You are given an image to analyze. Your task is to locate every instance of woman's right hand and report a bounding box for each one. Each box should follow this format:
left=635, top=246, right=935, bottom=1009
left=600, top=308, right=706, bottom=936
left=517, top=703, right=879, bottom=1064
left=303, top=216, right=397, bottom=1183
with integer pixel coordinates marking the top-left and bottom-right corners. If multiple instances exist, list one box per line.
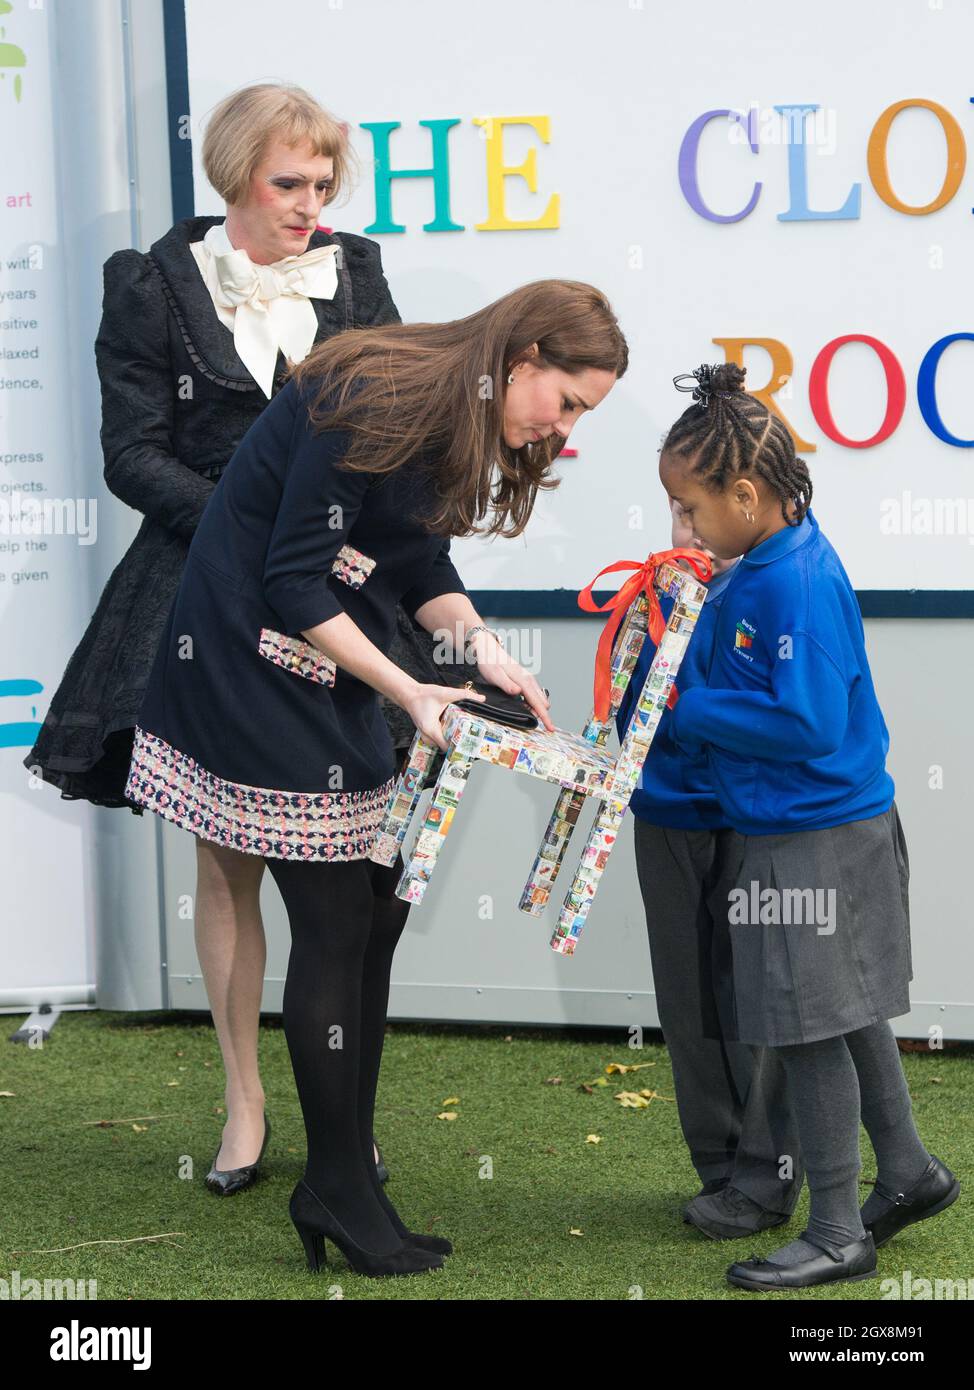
left=403, top=683, right=487, bottom=753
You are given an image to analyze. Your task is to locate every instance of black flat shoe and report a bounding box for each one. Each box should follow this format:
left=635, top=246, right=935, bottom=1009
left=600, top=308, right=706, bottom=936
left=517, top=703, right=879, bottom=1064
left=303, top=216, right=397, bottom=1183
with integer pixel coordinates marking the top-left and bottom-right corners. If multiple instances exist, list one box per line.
left=727, top=1230, right=877, bottom=1291
left=374, top=1135, right=389, bottom=1184
left=205, top=1112, right=270, bottom=1195
left=684, top=1184, right=791, bottom=1239
left=290, top=1180, right=443, bottom=1278
left=863, top=1154, right=960, bottom=1249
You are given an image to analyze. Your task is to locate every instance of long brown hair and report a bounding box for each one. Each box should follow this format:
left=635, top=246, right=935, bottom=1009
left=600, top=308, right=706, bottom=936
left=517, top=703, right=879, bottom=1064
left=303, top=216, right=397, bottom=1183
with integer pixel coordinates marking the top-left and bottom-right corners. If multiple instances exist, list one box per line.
left=288, top=279, right=628, bottom=538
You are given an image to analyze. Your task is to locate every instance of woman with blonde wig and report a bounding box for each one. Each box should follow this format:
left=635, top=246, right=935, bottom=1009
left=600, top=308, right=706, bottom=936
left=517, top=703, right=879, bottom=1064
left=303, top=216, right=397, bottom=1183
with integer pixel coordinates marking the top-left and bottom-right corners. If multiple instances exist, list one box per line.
left=25, top=82, right=403, bottom=1193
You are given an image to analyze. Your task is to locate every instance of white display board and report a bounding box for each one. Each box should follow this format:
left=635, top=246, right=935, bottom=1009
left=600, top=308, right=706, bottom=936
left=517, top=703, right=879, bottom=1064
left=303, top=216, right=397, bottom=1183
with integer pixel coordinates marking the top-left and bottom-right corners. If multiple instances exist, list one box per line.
left=0, top=0, right=96, bottom=1008
left=181, top=0, right=974, bottom=602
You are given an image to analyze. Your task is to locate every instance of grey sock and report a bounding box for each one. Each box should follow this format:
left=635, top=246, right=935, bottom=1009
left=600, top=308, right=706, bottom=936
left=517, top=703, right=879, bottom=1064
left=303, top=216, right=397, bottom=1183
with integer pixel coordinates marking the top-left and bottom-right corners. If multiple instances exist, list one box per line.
left=845, top=1020, right=932, bottom=1223
left=760, top=1036, right=865, bottom=1268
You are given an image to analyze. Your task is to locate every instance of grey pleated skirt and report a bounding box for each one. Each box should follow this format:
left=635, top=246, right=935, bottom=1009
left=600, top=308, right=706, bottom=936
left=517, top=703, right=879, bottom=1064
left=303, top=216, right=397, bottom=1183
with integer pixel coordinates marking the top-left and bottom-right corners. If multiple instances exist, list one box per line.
left=704, top=803, right=913, bottom=1047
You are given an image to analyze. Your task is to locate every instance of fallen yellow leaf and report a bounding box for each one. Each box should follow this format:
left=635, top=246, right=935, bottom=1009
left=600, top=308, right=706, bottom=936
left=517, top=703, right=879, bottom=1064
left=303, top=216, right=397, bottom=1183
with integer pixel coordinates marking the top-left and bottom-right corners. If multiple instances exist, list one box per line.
left=442, top=1096, right=460, bottom=1106
left=436, top=1111, right=458, bottom=1121
left=605, top=1062, right=657, bottom=1075
left=132, top=1123, right=148, bottom=1132
left=585, top=1134, right=602, bottom=1144
left=615, top=1091, right=650, bottom=1108
left=568, top=1228, right=584, bottom=1237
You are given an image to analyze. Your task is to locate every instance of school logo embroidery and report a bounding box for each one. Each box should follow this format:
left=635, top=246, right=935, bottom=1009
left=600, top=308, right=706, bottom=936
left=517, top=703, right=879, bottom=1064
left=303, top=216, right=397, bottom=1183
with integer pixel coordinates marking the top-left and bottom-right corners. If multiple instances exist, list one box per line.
left=734, top=618, right=756, bottom=662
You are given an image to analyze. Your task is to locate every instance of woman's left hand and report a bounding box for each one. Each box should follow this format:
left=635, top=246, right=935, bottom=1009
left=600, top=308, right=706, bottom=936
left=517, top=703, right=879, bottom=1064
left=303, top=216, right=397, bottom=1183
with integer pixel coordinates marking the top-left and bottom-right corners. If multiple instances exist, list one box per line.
left=472, top=632, right=555, bottom=733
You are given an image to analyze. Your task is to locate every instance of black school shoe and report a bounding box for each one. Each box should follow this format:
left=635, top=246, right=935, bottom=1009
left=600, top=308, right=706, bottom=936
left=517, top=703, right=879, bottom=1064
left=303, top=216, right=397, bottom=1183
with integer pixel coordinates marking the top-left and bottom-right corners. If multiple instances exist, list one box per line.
left=696, top=1177, right=730, bottom=1198
left=863, top=1155, right=960, bottom=1249
left=727, top=1230, right=877, bottom=1291
left=684, top=1184, right=791, bottom=1239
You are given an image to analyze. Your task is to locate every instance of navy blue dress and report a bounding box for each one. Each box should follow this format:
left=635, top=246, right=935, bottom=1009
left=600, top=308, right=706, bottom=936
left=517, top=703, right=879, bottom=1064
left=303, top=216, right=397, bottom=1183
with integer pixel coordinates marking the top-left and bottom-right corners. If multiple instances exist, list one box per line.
left=125, top=376, right=466, bottom=860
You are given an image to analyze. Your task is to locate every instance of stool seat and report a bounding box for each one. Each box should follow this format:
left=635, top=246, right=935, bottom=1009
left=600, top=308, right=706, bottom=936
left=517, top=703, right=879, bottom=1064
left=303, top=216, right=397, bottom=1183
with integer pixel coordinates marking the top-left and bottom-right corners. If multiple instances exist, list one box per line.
left=439, top=703, right=619, bottom=796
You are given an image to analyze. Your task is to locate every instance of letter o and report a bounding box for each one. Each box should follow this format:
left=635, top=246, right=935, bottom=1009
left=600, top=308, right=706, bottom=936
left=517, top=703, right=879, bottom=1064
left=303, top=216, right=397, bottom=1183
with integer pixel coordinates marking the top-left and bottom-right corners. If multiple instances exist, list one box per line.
left=808, top=335, right=906, bottom=448
left=918, top=333, right=974, bottom=447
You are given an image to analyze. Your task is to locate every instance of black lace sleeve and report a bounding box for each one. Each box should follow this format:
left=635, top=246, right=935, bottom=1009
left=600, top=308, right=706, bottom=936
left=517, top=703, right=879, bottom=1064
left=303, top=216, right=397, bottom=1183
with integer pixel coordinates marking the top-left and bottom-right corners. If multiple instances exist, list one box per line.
left=95, top=250, right=215, bottom=539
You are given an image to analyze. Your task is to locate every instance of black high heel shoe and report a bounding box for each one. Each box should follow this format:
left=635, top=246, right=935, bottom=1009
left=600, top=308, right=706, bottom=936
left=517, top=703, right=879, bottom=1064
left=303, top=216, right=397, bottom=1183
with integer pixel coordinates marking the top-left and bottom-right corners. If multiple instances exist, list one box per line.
left=290, top=1179, right=443, bottom=1277
left=370, top=1138, right=451, bottom=1253
left=405, top=1231, right=453, bottom=1255
left=369, top=1136, right=450, bottom=1251
left=205, top=1112, right=270, bottom=1196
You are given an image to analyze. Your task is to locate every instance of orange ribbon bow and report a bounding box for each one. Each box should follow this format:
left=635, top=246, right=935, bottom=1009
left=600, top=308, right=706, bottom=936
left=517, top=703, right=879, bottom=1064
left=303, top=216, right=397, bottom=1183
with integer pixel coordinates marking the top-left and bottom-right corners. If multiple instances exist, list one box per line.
left=577, top=549, right=713, bottom=723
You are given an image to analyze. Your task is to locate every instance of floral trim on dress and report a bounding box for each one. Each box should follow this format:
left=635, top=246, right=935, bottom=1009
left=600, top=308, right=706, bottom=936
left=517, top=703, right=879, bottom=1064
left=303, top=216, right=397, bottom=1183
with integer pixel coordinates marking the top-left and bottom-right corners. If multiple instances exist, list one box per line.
left=125, top=726, right=395, bottom=861
left=258, top=628, right=336, bottom=685
left=257, top=544, right=376, bottom=684
left=333, top=543, right=376, bottom=589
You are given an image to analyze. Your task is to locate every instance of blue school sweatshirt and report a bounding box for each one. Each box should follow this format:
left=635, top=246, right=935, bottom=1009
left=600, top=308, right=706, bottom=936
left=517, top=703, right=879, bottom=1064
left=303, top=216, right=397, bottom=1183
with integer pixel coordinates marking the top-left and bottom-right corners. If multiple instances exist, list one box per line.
left=668, top=509, right=895, bottom=834
left=614, top=562, right=738, bottom=831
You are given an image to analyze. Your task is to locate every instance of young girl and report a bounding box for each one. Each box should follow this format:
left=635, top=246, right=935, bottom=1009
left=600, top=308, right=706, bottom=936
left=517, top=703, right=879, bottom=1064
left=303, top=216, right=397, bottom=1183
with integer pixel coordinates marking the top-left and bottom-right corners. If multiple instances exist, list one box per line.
left=617, top=501, right=806, bottom=1239
left=658, top=361, right=959, bottom=1292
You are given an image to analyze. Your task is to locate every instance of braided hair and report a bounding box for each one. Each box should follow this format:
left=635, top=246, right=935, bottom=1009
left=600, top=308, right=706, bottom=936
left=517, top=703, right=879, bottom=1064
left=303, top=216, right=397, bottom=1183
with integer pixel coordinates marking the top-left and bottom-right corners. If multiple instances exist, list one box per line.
left=663, top=363, right=812, bottom=525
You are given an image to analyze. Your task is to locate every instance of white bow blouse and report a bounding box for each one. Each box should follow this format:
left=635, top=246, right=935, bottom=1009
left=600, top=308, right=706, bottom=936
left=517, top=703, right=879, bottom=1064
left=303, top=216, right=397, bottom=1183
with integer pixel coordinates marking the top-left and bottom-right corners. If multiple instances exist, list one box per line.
left=188, top=220, right=339, bottom=399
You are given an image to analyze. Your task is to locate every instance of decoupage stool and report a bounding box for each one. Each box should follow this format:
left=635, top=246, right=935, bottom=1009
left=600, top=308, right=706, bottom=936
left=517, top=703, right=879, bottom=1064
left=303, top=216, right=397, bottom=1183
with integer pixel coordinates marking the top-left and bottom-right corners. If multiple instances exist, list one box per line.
left=369, top=549, right=711, bottom=955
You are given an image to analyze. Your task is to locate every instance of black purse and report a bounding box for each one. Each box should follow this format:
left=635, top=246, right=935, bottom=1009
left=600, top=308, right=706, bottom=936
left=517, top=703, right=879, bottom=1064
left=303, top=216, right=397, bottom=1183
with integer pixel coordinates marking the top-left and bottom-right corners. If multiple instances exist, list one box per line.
left=447, top=676, right=549, bottom=731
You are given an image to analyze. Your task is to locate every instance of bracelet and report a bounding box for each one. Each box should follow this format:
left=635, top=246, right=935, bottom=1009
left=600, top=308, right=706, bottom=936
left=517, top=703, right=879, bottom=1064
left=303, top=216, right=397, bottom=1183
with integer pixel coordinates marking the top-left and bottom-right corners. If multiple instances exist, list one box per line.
left=464, top=623, right=500, bottom=659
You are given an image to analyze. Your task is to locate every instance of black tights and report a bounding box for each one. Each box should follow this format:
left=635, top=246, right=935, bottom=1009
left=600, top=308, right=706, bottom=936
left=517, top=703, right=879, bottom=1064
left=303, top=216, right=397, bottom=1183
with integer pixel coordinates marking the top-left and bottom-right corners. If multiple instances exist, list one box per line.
left=264, top=850, right=411, bottom=1255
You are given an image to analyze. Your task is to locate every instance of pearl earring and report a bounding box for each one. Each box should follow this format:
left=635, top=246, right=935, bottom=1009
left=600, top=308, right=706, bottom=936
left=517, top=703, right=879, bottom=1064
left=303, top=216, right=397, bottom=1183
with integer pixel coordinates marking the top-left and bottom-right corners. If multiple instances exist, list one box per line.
left=507, top=372, right=515, bottom=384
left=745, top=511, right=754, bottom=523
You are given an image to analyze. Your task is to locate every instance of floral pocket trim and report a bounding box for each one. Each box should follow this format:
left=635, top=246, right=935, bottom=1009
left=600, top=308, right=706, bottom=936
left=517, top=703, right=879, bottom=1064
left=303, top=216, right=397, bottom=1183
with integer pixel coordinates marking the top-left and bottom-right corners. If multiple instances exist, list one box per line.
left=256, top=548, right=372, bottom=686
left=258, top=628, right=336, bottom=686
left=333, top=544, right=375, bottom=589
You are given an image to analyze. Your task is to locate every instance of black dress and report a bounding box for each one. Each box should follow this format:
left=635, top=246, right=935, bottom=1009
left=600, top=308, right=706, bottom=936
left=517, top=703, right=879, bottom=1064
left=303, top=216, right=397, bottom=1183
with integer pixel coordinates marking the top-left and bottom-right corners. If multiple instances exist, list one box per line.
left=22, top=214, right=402, bottom=808
left=124, top=376, right=467, bottom=861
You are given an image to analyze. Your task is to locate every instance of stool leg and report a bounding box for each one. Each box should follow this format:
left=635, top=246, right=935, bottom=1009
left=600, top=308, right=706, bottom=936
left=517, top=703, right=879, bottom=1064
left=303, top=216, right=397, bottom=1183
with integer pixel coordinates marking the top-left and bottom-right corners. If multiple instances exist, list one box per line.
left=397, top=746, right=476, bottom=903
left=550, top=797, right=628, bottom=955
left=368, top=730, right=438, bottom=867
left=519, top=786, right=589, bottom=916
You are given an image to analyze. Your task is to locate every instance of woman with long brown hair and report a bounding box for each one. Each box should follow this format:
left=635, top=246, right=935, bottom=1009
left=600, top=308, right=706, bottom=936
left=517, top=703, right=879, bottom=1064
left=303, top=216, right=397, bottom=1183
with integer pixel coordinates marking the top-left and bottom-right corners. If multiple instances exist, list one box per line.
left=125, top=279, right=628, bottom=1276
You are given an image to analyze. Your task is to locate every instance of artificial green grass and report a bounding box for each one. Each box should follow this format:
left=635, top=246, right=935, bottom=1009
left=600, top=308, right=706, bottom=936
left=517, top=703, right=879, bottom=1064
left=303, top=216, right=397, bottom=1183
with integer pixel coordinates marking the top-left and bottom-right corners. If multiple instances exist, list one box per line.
left=1, top=1011, right=969, bottom=1300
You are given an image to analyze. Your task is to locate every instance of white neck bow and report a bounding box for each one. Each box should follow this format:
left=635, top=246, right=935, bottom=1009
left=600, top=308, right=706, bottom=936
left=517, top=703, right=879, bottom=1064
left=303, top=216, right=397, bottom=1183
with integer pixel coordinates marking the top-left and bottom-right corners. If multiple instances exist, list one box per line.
left=191, top=221, right=339, bottom=399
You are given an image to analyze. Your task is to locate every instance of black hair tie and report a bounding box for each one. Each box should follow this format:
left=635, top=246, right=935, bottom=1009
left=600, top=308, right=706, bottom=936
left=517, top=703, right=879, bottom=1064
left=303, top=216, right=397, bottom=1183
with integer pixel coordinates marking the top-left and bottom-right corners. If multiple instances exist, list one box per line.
left=673, top=364, right=732, bottom=408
